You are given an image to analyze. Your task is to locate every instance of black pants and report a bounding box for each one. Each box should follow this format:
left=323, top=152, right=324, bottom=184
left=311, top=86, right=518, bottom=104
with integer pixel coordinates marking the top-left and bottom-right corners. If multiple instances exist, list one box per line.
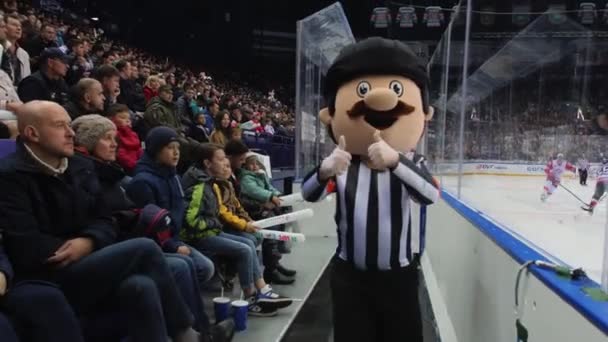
left=246, top=206, right=283, bottom=272
left=330, top=256, right=422, bottom=342
left=579, top=169, right=588, bottom=185
left=1, top=281, right=84, bottom=342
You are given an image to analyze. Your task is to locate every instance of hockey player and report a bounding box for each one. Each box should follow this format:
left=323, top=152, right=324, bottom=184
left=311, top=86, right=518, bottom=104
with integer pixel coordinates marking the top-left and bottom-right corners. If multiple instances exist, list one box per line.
left=541, top=153, right=576, bottom=202
left=582, top=158, right=608, bottom=214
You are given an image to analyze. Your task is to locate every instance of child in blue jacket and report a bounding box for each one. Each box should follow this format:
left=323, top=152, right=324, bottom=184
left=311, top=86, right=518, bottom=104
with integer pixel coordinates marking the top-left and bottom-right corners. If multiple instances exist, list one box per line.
left=126, top=127, right=214, bottom=285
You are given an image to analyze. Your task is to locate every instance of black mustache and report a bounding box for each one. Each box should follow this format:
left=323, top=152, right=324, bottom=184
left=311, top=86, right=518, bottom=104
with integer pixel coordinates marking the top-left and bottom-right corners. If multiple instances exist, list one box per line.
left=347, top=100, right=415, bottom=118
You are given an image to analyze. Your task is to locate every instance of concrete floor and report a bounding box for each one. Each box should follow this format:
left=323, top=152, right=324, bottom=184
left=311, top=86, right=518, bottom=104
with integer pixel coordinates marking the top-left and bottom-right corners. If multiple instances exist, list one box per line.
left=202, top=236, right=337, bottom=342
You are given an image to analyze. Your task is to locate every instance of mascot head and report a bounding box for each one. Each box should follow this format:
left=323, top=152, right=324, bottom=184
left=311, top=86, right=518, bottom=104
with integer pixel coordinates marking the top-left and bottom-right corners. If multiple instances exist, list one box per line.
left=320, top=37, right=434, bottom=156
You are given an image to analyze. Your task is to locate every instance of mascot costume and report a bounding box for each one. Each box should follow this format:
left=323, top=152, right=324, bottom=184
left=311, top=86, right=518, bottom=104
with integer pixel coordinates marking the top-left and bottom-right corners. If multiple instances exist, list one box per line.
left=302, top=37, right=439, bottom=342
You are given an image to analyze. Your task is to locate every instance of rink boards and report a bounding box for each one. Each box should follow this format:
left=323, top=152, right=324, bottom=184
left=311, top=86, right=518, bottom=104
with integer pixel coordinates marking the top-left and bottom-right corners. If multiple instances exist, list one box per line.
left=417, top=174, right=608, bottom=341
left=434, top=161, right=603, bottom=178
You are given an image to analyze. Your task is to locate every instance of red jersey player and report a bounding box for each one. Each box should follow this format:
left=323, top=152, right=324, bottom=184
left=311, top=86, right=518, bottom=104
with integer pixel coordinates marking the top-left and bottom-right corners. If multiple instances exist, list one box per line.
left=541, top=153, right=576, bottom=202
left=582, top=157, right=608, bottom=214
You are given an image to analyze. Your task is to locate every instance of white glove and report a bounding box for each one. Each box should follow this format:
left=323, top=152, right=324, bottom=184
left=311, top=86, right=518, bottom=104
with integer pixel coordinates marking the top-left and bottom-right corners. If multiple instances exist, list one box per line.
left=368, top=130, right=400, bottom=170
left=319, top=135, right=352, bottom=180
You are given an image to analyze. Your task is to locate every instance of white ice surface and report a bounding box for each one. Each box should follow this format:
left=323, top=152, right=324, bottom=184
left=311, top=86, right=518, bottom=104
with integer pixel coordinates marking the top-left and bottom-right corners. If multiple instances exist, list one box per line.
left=441, top=175, right=606, bottom=283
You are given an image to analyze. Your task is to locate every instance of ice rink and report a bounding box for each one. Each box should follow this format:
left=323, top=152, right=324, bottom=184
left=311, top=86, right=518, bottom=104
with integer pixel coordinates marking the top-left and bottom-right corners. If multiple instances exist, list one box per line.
left=441, top=175, right=606, bottom=283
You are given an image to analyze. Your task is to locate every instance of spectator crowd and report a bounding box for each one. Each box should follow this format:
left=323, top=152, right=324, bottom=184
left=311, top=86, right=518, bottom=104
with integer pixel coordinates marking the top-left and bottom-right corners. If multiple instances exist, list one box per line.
left=0, top=1, right=300, bottom=342
left=429, top=64, right=608, bottom=164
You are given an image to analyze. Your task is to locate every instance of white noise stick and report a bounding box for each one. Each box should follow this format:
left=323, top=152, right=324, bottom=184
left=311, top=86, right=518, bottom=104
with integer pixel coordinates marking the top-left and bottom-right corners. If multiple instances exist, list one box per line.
left=279, top=192, right=333, bottom=207
left=278, top=192, right=304, bottom=207
left=252, top=208, right=314, bottom=242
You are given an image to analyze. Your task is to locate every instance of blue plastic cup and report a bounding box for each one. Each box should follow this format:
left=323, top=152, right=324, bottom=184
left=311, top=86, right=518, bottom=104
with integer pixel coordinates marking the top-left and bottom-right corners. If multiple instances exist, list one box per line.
left=231, top=299, right=249, bottom=331
left=213, top=297, right=231, bottom=323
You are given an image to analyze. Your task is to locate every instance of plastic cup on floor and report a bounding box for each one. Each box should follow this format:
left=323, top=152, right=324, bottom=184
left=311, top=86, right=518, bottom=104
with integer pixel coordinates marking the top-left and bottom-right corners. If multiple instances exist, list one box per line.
left=213, top=297, right=231, bottom=323
left=231, top=299, right=249, bottom=331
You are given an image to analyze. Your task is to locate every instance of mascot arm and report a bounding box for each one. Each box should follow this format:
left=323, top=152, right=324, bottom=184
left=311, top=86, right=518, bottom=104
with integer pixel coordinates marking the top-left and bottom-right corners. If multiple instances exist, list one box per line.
left=301, top=166, right=332, bottom=202
left=391, top=154, right=439, bottom=205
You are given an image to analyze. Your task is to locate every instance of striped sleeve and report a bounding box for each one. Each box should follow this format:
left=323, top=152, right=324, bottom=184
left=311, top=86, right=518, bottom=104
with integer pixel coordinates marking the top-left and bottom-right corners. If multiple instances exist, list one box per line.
left=301, top=166, right=331, bottom=202
left=391, top=154, right=439, bottom=205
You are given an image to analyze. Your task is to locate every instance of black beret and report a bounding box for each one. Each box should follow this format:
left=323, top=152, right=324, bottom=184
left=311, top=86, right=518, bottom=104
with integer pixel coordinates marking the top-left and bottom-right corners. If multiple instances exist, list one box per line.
left=323, top=37, right=430, bottom=112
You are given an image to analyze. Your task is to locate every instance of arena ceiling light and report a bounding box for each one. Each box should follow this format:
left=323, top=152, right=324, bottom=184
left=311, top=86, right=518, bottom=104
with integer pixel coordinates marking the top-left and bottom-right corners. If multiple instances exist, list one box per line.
left=91, top=17, right=99, bottom=21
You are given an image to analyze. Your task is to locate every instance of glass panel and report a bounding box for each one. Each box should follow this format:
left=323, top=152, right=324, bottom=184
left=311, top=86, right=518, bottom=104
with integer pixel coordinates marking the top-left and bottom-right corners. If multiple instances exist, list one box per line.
left=294, top=3, right=355, bottom=179
left=427, top=3, right=468, bottom=195
left=428, top=1, right=608, bottom=289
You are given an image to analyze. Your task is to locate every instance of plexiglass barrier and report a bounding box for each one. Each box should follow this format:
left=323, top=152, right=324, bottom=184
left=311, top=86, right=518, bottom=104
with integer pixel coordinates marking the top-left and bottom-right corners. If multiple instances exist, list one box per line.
left=295, top=2, right=355, bottom=179
left=426, top=1, right=608, bottom=292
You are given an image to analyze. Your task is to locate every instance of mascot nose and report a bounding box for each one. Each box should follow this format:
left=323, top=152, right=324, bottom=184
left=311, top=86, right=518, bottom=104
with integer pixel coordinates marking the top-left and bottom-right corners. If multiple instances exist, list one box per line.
left=364, top=88, right=399, bottom=112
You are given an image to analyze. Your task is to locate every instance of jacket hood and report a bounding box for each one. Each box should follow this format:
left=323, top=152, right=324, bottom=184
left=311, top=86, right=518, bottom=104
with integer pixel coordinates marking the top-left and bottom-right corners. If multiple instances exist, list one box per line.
left=133, top=152, right=176, bottom=178
left=181, top=165, right=211, bottom=189
left=239, top=168, right=264, bottom=178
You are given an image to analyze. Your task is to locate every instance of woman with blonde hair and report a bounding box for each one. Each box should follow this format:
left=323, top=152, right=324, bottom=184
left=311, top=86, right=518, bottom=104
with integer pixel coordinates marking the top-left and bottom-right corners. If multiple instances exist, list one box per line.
left=143, top=75, right=162, bottom=103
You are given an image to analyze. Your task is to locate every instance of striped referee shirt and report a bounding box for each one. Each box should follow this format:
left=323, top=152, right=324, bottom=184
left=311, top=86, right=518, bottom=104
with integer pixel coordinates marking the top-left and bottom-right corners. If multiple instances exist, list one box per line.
left=302, top=153, right=439, bottom=271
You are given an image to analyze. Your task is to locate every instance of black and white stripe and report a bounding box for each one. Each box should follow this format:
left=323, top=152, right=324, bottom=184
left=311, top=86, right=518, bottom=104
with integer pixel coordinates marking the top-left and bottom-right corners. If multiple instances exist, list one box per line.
left=302, top=154, right=438, bottom=271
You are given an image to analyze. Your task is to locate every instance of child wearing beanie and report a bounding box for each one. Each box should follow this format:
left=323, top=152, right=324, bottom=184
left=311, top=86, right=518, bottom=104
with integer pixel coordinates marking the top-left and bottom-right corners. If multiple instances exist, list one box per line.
left=126, top=126, right=215, bottom=285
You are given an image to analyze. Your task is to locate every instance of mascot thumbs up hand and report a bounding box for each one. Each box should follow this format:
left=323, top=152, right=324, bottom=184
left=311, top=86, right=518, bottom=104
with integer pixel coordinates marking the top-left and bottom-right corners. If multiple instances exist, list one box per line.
left=320, top=135, right=352, bottom=180
left=368, top=130, right=399, bottom=170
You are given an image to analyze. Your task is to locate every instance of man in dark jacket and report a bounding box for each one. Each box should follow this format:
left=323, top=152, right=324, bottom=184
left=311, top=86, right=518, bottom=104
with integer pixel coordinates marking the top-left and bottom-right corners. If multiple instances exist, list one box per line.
left=93, top=64, right=120, bottom=112
left=144, top=85, right=182, bottom=132
left=143, top=86, right=202, bottom=173
left=23, top=24, right=58, bottom=69
left=176, top=85, right=196, bottom=129
left=17, top=48, right=69, bottom=105
left=0, top=101, right=213, bottom=342
left=116, top=59, right=145, bottom=112
left=63, top=78, right=105, bottom=119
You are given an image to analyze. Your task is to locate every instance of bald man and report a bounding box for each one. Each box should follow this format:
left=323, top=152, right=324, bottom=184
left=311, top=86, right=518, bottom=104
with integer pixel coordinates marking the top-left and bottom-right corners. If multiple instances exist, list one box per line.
left=64, top=78, right=106, bottom=119
left=0, top=101, right=210, bottom=342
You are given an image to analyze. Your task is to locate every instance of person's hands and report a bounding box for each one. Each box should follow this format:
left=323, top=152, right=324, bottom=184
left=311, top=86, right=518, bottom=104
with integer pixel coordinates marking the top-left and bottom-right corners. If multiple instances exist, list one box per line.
left=368, top=130, right=399, bottom=170
left=177, top=246, right=191, bottom=256
left=0, top=272, right=7, bottom=297
left=47, top=238, right=94, bottom=268
left=245, top=222, right=260, bottom=233
left=319, top=135, right=351, bottom=181
left=271, top=196, right=282, bottom=207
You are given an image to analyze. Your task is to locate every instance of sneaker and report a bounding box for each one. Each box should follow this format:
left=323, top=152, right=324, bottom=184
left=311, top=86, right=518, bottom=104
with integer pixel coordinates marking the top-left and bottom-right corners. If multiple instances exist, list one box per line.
left=540, top=192, right=548, bottom=202
left=257, top=285, right=293, bottom=308
left=581, top=205, right=594, bottom=215
left=247, top=297, right=278, bottom=317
